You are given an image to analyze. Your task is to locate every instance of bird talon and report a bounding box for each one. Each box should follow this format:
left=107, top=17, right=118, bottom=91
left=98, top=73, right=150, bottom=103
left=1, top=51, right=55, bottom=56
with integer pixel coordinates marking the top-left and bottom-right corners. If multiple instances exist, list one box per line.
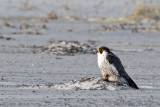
left=102, top=78, right=109, bottom=81
left=104, top=73, right=109, bottom=80
left=104, top=73, right=108, bottom=77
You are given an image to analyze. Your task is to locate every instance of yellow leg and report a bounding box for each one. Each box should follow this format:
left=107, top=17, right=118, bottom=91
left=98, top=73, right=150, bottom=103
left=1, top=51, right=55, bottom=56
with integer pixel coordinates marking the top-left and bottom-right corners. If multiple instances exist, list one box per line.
left=104, top=73, right=108, bottom=77
left=104, top=73, right=109, bottom=80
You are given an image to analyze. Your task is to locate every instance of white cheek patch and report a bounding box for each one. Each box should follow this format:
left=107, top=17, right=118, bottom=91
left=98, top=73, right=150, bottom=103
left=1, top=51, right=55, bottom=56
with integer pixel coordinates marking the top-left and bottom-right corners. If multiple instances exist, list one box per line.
left=97, top=53, right=104, bottom=67
left=102, top=51, right=108, bottom=57
left=97, top=51, right=108, bottom=67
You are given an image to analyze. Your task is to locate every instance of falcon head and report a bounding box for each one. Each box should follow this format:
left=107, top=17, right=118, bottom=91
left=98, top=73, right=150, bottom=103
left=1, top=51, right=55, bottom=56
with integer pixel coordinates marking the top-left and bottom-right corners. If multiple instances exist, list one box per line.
left=97, top=46, right=110, bottom=54
left=97, top=46, right=111, bottom=66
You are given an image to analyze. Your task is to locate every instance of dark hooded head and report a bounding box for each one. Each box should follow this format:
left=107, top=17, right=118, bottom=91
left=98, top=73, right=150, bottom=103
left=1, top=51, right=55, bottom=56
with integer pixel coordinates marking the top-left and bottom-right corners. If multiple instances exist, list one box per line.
left=97, top=46, right=110, bottom=54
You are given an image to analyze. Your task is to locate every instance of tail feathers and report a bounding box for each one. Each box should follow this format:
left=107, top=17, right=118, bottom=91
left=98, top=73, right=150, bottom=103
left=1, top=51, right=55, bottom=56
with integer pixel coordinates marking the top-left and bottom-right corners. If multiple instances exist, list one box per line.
left=126, top=77, right=139, bottom=89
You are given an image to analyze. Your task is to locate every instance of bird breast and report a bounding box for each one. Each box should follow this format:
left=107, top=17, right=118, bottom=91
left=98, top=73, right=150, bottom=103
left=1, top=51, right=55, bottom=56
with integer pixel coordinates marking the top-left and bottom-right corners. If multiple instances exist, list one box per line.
left=97, top=53, right=118, bottom=76
left=97, top=53, right=110, bottom=72
left=97, top=53, right=108, bottom=67
left=97, top=53, right=105, bottom=67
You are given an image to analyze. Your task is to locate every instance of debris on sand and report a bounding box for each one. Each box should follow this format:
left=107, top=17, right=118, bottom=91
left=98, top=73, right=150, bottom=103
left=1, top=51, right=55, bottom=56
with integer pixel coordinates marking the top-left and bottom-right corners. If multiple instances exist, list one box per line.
left=98, top=23, right=160, bottom=32
left=34, top=40, right=97, bottom=55
left=129, top=5, right=160, bottom=21
left=0, top=77, right=130, bottom=91
left=65, top=15, right=80, bottom=21
left=37, top=10, right=58, bottom=22
left=51, top=77, right=130, bottom=90
left=3, top=21, right=16, bottom=28
left=0, top=36, right=15, bottom=41
left=46, top=10, right=58, bottom=20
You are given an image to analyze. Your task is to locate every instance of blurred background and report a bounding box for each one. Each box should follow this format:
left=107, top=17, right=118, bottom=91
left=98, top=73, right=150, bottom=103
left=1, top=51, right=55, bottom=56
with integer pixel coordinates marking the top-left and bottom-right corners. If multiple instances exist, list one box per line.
left=1, top=0, right=160, bottom=19
left=1, top=0, right=160, bottom=53
left=0, top=0, right=160, bottom=33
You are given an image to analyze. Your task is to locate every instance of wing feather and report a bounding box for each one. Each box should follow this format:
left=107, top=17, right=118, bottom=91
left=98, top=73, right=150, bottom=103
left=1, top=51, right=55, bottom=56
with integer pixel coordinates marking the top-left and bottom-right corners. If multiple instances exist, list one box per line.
left=106, top=52, right=139, bottom=89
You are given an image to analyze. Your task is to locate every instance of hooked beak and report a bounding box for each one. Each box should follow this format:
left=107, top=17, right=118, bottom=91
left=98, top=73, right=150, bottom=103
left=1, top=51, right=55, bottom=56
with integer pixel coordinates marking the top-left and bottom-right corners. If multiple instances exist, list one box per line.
left=96, top=49, right=100, bottom=53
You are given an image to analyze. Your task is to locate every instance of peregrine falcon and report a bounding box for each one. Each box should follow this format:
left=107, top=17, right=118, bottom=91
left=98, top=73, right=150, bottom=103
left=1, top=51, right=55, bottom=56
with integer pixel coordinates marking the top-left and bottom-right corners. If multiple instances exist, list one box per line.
left=97, top=46, right=139, bottom=89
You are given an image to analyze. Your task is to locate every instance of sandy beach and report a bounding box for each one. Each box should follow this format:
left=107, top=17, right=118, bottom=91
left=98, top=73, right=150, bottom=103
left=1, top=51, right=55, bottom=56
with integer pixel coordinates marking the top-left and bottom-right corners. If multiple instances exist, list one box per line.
left=0, top=0, right=160, bottom=106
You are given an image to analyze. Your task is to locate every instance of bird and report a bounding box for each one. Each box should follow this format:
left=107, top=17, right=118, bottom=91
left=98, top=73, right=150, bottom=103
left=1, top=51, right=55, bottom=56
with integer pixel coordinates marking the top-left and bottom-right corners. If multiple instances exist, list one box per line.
left=97, top=46, right=139, bottom=89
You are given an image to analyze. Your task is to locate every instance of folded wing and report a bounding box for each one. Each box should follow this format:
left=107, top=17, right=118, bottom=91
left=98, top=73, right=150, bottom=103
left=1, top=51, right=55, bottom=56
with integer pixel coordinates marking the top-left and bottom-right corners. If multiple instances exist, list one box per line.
left=106, top=52, right=139, bottom=89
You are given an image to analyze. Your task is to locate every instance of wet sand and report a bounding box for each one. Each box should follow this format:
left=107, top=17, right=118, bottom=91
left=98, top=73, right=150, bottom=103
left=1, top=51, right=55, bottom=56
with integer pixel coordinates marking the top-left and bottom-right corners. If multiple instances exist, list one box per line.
left=1, top=21, right=160, bottom=106
left=1, top=0, right=160, bottom=107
